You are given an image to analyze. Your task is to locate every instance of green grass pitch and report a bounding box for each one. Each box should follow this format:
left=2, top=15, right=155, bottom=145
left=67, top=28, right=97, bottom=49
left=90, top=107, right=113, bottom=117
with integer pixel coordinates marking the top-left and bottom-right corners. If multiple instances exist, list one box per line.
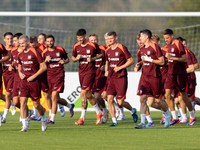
left=0, top=111, right=199, bottom=150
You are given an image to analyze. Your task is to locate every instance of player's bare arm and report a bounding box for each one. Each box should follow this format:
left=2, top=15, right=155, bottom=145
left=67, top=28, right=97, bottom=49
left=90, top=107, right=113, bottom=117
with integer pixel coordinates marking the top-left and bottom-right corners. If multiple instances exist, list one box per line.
left=87, top=51, right=104, bottom=62
left=165, top=53, right=187, bottom=63
left=134, top=61, right=143, bottom=72
left=27, top=62, right=47, bottom=82
left=194, top=63, right=199, bottom=69
left=114, top=57, right=134, bottom=72
left=104, top=60, right=109, bottom=77
left=0, top=53, right=10, bottom=63
left=8, top=62, right=14, bottom=71
left=18, top=64, right=26, bottom=80
left=59, top=56, right=70, bottom=64
left=72, top=55, right=82, bottom=62
left=187, top=64, right=195, bottom=73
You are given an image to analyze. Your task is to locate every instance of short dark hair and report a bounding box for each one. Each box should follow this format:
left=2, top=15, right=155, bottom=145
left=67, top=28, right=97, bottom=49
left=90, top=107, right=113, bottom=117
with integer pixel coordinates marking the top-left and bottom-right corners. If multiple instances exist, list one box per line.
left=183, top=38, right=187, bottom=43
left=13, top=33, right=23, bottom=39
left=175, top=36, right=183, bottom=43
left=140, top=29, right=152, bottom=39
left=46, top=34, right=55, bottom=41
left=163, top=29, right=173, bottom=35
left=107, top=31, right=117, bottom=37
left=76, top=29, right=86, bottom=36
left=39, top=33, right=46, bottom=40
left=30, top=36, right=37, bottom=43
left=4, top=32, right=13, bottom=37
left=89, top=33, right=98, bottom=38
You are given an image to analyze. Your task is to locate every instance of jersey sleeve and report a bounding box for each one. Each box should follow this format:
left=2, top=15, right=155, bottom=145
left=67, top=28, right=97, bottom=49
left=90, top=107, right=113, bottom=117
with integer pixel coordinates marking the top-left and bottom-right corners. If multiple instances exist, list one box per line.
left=123, top=45, right=132, bottom=59
left=35, top=50, right=44, bottom=63
left=178, top=41, right=186, bottom=56
left=156, top=45, right=164, bottom=58
left=186, top=52, right=193, bottom=66
left=18, top=53, right=22, bottom=65
left=0, top=44, right=8, bottom=56
left=72, top=45, right=77, bottom=57
left=62, top=48, right=68, bottom=60
left=137, top=49, right=141, bottom=63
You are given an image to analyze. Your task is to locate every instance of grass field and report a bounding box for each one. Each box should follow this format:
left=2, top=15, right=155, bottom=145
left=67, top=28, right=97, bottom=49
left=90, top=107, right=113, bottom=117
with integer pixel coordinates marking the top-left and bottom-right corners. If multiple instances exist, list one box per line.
left=0, top=111, right=199, bottom=150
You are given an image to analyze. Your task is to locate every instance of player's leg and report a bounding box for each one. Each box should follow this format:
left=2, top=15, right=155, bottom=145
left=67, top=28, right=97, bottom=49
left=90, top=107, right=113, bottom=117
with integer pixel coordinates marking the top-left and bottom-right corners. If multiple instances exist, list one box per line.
left=32, top=100, right=47, bottom=131
left=145, top=105, right=154, bottom=127
left=86, top=90, right=102, bottom=125
left=2, top=92, right=12, bottom=123
left=43, top=91, right=52, bottom=120
left=75, top=89, right=88, bottom=125
left=49, top=91, right=59, bottom=124
left=177, top=96, right=187, bottom=123
left=107, top=95, right=118, bottom=127
left=19, top=97, right=28, bottom=132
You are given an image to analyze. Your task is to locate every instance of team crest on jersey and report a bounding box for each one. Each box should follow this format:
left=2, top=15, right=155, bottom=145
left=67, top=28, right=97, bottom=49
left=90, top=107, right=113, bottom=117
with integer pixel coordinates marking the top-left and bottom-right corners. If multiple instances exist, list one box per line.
left=171, top=48, right=174, bottom=52
left=28, top=55, right=31, bottom=59
left=115, top=52, right=119, bottom=56
left=86, top=49, right=90, bottom=54
left=147, top=51, right=150, bottom=55
left=56, top=53, right=60, bottom=57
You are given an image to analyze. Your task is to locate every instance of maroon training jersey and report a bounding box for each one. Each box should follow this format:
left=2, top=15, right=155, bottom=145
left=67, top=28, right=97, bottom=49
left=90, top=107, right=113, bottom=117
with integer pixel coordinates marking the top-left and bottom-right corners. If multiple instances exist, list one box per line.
left=42, top=46, right=68, bottom=78
left=137, top=42, right=163, bottom=77
left=106, top=43, right=131, bottom=78
left=160, top=46, right=168, bottom=77
left=165, top=40, right=186, bottom=75
left=18, top=47, right=44, bottom=78
left=2, top=46, right=15, bottom=74
left=72, top=41, right=101, bottom=75
left=95, top=45, right=106, bottom=79
left=186, top=49, right=197, bottom=81
left=0, top=44, right=8, bottom=71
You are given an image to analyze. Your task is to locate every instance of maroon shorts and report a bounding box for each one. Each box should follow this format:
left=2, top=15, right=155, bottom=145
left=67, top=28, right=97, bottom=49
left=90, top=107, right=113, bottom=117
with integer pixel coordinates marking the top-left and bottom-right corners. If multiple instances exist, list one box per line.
left=137, top=74, right=162, bottom=99
left=3, top=72, right=14, bottom=92
left=172, top=88, right=180, bottom=98
left=19, top=79, right=41, bottom=101
left=161, top=72, right=167, bottom=95
left=79, top=73, right=95, bottom=90
left=92, top=77, right=107, bottom=94
left=48, top=75, right=64, bottom=93
left=12, top=79, right=20, bottom=97
left=41, top=72, right=49, bottom=93
left=187, top=78, right=196, bottom=99
left=165, top=73, right=188, bottom=92
left=107, top=76, right=127, bottom=100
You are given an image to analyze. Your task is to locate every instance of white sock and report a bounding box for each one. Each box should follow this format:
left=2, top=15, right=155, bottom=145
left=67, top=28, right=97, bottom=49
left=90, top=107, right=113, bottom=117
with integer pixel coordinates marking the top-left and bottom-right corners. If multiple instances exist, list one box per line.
left=178, top=108, right=183, bottom=118
left=33, top=106, right=38, bottom=117
left=177, top=109, right=181, bottom=117
left=164, top=109, right=171, bottom=118
left=113, top=101, right=119, bottom=110
left=21, top=118, right=27, bottom=129
left=141, top=114, right=146, bottom=124
left=66, top=103, right=72, bottom=108
left=130, top=108, right=135, bottom=114
left=146, top=115, right=153, bottom=123
left=50, top=114, right=56, bottom=122
left=49, top=109, right=52, bottom=116
left=3, top=108, right=9, bottom=119
left=93, top=103, right=101, bottom=115
left=189, top=111, right=195, bottom=119
left=41, top=115, right=46, bottom=121
left=80, top=109, right=86, bottom=121
left=182, top=113, right=187, bottom=120
left=119, top=107, right=124, bottom=116
left=112, top=117, right=117, bottom=124
left=171, top=110, right=178, bottom=119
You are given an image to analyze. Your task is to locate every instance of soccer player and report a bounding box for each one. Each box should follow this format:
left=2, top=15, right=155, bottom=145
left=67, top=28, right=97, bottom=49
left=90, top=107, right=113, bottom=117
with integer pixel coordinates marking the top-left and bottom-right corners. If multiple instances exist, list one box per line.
left=102, top=32, right=122, bottom=120
left=105, top=31, right=138, bottom=127
left=89, top=33, right=109, bottom=123
left=2, top=32, right=16, bottom=123
left=134, top=29, right=171, bottom=129
left=38, top=33, right=47, bottom=47
left=163, top=29, right=196, bottom=126
left=72, top=29, right=103, bottom=125
left=29, top=36, right=52, bottom=121
left=18, top=35, right=47, bottom=132
left=42, top=34, right=74, bottom=124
